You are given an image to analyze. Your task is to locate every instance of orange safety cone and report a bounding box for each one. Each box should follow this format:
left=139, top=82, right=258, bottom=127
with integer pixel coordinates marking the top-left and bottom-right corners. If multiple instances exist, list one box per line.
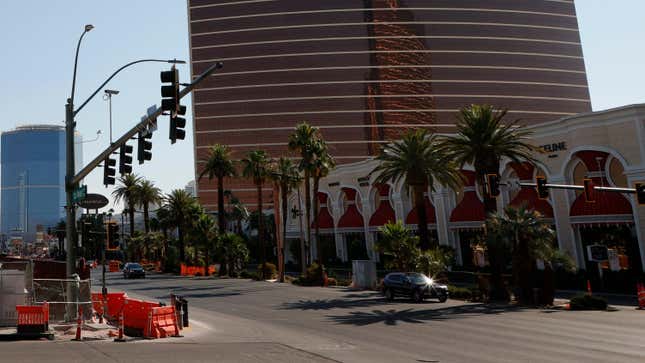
left=73, top=306, right=83, bottom=341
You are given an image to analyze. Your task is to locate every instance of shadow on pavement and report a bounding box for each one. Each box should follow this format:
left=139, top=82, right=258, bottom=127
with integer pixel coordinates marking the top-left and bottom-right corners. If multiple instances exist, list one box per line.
left=281, top=296, right=399, bottom=311
left=326, top=304, right=527, bottom=326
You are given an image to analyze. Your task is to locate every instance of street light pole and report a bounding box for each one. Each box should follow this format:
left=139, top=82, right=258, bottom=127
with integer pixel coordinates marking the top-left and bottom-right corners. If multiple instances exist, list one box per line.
left=103, top=89, right=120, bottom=144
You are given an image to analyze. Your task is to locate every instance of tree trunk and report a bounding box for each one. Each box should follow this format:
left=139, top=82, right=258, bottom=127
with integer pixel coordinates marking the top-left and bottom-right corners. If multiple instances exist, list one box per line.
left=217, top=176, right=226, bottom=233
left=304, top=170, right=312, bottom=266
left=178, top=224, right=185, bottom=262
left=280, top=183, right=288, bottom=283
left=143, top=203, right=150, bottom=234
left=204, top=245, right=210, bottom=276
left=414, top=184, right=431, bottom=250
left=257, top=180, right=266, bottom=279
left=129, top=202, right=135, bottom=237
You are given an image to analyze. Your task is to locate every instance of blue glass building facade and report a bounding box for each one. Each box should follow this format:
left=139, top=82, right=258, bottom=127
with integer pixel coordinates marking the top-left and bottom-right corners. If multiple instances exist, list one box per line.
left=1, top=125, right=68, bottom=242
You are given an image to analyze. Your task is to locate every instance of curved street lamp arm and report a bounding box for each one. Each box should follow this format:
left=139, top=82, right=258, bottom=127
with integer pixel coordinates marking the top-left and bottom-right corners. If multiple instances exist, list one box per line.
left=74, top=59, right=184, bottom=116
left=70, top=29, right=90, bottom=105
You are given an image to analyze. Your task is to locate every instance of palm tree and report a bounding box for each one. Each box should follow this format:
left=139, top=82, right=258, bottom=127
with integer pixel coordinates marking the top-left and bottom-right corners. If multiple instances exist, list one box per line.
left=375, top=221, right=420, bottom=272
left=486, top=206, right=559, bottom=304
left=229, top=196, right=250, bottom=234
left=441, top=104, right=538, bottom=300
left=154, top=205, right=173, bottom=267
left=165, top=189, right=198, bottom=262
left=270, top=157, right=302, bottom=282
left=241, top=150, right=271, bottom=278
left=441, top=105, right=538, bottom=214
left=135, top=179, right=162, bottom=234
left=372, top=129, right=462, bottom=250
left=288, top=122, right=320, bottom=265
left=190, top=212, right=218, bottom=276
left=311, top=141, right=335, bottom=265
left=199, top=144, right=237, bottom=233
left=113, top=174, right=142, bottom=237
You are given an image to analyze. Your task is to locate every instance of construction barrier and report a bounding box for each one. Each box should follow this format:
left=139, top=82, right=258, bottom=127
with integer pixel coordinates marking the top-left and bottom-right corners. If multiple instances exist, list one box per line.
left=123, top=298, right=161, bottom=337
left=16, top=302, right=49, bottom=334
left=637, top=282, right=645, bottom=309
left=109, top=260, right=121, bottom=273
left=148, top=306, right=180, bottom=338
left=180, top=264, right=216, bottom=276
left=104, top=292, right=128, bottom=319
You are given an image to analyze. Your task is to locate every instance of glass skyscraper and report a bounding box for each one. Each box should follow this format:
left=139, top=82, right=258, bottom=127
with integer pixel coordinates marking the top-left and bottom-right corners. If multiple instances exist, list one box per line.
left=1, top=125, right=82, bottom=242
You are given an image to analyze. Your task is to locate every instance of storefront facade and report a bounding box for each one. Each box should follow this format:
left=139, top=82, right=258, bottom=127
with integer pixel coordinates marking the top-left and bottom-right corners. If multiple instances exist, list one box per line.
left=284, top=104, right=645, bottom=275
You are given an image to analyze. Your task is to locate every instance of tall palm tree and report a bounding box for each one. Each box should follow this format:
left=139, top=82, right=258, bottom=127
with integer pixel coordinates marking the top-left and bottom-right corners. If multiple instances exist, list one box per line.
left=229, top=196, right=250, bottom=234
left=441, top=104, right=538, bottom=300
left=199, top=144, right=237, bottom=233
left=190, top=212, right=218, bottom=276
left=154, top=206, right=173, bottom=267
left=288, top=122, right=320, bottom=265
left=441, top=104, right=538, bottom=214
left=372, top=129, right=462, bottom=250
left=135, top=179, right=162, bottom=234
left=311, top=141, right=335, bottom=265
left=165, top=189, right=197, bottom=262
left=241, top=150, right=271, bottom=278
left=270, top=157, right=302, bottom=282
left=113, top=174, right=142, bottom=237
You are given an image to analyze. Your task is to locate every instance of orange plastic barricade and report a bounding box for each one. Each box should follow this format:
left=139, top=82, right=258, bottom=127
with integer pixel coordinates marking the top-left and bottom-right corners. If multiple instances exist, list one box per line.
left=16, top=303, right=49, bottom=334
left=180, top=264, right=217, bottom=276
left=109, top=260, right=121, bottom=272
left=638, top=283, right=645, bottom=309
left=91, top=292, right=105, bottom=316
left=148, top=306, right=180, bottom=338
left=102, top=292, right=127, bottom=318
left=123, top=298, right=161, bottom=337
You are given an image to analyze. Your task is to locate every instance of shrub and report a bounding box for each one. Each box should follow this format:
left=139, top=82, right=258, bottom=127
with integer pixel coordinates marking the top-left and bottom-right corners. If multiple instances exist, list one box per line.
left=239, top=270, right=254, bottom=279
left=448, top=285, right=472, bottom=300
left=569, top=294, right=607, bottom=310
left=295, top=263, right=325, bottom=286
left=257, top=262, right=277, bottom=280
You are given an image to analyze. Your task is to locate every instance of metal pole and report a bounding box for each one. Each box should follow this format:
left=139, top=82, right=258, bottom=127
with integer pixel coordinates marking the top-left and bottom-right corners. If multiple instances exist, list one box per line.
left=65, top=99, right=78, bottom=321
left=108, top=94, right=113, bottom=144
left=297, top=188, right=306, bottom=274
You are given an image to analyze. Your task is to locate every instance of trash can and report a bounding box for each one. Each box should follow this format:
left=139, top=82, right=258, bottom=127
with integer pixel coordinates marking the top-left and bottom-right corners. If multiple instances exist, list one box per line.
left=180, top=297, right=189, bottom=328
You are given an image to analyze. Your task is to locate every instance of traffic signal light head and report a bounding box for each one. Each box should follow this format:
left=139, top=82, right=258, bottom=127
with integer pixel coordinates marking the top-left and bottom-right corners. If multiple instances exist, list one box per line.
left=583, top=178, right=595, bottom=203
left=160, top=67, right=180, bottom=113
left=106, top=222, right=119, bottom=250
left=103, top=157, right=116, bottom=186
left=169, top=116, right=186, bottom=144
left=635, top=183, right=645, bottom=205
left=119, top=144, right=133, bottom=174
left=137, top=131, right=152, bottom=164
left=536, top=176, right=549, bottom=199
left=486, top=174, right=500, bottom=197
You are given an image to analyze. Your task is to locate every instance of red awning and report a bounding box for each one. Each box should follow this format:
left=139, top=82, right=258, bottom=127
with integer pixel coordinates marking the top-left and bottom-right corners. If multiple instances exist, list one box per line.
left=338, top=188, right=364, bottom=228
left=369, top=184, right=396, bottom=226
left=450, top=170, right=485, bottom=227
left=508, top=162, right=554, bottom=218
left=405, top=196, right=436, bottom=225
left=569, top=151, right=633, bottom=225
left=312, top=192, right=334, bottom=229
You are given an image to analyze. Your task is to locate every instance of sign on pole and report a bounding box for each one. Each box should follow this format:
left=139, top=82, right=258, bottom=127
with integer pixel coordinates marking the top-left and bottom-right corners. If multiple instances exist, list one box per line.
left=72, top=185, right=87, bottom=204
left=587, top=245, right=608, bottom=262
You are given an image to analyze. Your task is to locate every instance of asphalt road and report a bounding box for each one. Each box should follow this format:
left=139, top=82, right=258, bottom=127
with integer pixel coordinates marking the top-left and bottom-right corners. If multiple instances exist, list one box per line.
left=3, top=271, right=645, bottom=363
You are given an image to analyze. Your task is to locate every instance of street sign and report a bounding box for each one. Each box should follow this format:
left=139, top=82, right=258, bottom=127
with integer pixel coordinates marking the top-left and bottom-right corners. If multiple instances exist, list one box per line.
left=587, top=245, right=608, bottom=262
left=72, top=185, right=87, bottom=203
left=78, top=193, right=109, bottom=210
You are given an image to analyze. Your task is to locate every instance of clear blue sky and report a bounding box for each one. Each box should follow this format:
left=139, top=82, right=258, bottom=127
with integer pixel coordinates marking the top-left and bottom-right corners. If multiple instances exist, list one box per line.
left=0, top=1, right=643, bottom=211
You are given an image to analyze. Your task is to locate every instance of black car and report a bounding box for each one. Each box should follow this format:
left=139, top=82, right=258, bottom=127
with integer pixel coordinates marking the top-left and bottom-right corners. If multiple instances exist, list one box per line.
left=123, top=263, right=146, bottom=279
left=381, top=272, right=448, bottom=303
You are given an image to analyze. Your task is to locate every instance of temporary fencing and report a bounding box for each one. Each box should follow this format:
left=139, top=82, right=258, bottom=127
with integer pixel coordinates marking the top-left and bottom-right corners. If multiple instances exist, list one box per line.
left=122, top=298, right=161, bottom=337
left=16, top=302, right=49, bottom=334
left=180, top=264, right=217, bottom=276
left=32, top=278, right=92, bottom=322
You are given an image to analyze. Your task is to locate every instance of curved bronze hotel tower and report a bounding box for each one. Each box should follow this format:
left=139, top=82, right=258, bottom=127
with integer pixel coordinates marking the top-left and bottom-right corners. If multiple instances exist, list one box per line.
left=188, top=0, right=591, bottom=209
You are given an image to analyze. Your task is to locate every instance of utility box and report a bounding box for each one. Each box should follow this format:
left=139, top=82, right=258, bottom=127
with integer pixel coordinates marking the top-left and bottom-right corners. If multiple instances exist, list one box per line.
left=351, top=260, right=377, bottom=289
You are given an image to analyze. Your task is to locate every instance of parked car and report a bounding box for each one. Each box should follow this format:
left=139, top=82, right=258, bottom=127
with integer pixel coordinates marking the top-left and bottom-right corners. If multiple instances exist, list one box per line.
left=123, top=263, right=146, bottom=279
left=381, top=272, right=448, bottom=303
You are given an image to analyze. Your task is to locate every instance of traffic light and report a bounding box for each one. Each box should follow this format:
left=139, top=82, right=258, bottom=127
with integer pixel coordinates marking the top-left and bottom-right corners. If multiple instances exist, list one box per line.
left=160, top=67, right=179, bottom=113
left=137, top=131, right=152, bottom=164
left=106, top=222, right=119, bottom=250
left=583, top=178, right=595, bottom=203
left=103, top=156, right=116, bottom=186
left=119, top=143, right=133, bottom=175
left=169, top=106, right=186, bottom=144
left=635, top=183, right=645, bottom=205
left=536, top=176, right=549, bottom=199
left=486, top=174, right=500, bottom=197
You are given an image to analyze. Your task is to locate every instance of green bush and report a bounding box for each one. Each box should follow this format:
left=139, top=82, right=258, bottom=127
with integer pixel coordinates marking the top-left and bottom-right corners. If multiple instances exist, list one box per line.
left=569, top=294, right=607, bottom=310
left=256, top=262, right=277, bottom=280
left=239, top=270, right=254, bottom=279
left=448, top=285, right=472, bottom=300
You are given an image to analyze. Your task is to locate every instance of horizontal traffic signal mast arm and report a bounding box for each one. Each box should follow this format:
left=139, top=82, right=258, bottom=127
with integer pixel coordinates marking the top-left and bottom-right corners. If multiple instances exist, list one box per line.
left=519, top=182, right=639, bottom=194
left=72, top=62, right=223, bottom=185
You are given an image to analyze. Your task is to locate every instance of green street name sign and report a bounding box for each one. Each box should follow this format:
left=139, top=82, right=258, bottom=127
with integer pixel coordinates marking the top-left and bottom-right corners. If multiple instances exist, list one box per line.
left=73, top=185, right=87, bottom=204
